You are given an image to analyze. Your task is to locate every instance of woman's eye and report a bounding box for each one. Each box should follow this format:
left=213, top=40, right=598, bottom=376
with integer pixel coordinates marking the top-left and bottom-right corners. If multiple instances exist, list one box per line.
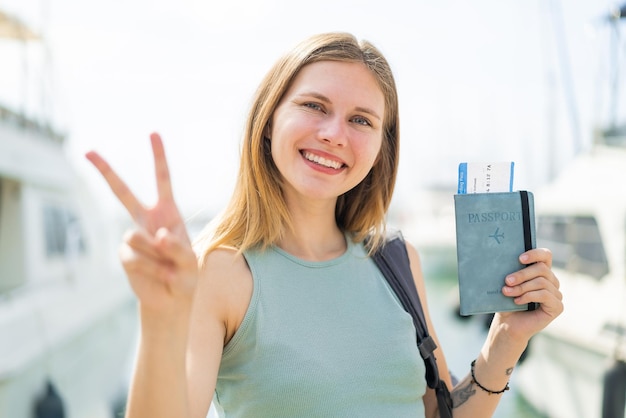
left=352, top=116, right=372, bottom=127
left=303, top=102, right=323, bottom=111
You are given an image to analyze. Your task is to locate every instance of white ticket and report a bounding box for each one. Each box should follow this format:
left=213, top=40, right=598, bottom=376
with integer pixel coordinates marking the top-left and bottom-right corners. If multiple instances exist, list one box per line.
left=457, top=162, right=514, bottom=194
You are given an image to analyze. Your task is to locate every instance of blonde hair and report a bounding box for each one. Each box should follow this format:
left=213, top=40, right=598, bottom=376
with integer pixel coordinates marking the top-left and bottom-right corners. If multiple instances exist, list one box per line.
left=195, top=32, right=400, bottom=261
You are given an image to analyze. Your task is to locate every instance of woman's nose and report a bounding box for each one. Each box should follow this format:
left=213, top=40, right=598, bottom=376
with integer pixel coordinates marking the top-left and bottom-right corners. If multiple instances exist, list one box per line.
left=318, top=116, right=347, bottom=147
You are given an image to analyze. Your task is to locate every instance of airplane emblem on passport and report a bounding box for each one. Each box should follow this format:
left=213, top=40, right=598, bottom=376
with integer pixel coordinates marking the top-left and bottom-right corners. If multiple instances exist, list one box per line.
left=489, top=227, right=504, bottom=244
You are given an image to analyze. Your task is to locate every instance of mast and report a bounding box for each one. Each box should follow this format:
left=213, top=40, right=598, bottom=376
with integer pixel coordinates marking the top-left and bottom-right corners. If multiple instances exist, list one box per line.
left=0, top=6, right=64, bottom=144
left=599, top=3, right=626, bottom=145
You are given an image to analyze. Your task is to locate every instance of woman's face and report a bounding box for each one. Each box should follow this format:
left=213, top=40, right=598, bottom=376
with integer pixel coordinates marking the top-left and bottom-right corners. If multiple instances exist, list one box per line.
left=269, top=60, right=385, bottom=207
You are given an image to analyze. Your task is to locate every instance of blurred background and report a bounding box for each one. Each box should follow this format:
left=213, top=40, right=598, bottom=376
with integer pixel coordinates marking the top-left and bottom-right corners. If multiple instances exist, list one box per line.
left=1, top=0, right=624, bottom=417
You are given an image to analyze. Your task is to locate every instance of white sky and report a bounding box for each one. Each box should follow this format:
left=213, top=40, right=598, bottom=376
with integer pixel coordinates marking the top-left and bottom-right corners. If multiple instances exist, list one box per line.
left=0, top=0, right=618, bottom=219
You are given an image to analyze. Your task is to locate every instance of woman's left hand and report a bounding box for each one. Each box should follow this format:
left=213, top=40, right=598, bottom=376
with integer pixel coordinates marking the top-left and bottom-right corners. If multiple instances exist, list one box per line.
left=496, top=247, right=564, bottom=341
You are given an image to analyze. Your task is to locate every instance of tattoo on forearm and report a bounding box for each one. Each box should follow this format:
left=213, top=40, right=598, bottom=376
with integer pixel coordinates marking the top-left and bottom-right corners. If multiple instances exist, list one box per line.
left=450, top=377, right=476, bottom=408
left=451, top=367, right=515, bottom=407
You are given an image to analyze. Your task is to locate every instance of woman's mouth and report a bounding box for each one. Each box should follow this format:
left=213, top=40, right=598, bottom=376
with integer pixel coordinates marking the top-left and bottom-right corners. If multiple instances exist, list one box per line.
left=301, top=151, right=345, bottom=170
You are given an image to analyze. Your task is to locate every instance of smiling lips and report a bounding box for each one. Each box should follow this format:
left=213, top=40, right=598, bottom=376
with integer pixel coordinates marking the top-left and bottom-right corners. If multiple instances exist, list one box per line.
left=301, top=151, right=345, bottom=170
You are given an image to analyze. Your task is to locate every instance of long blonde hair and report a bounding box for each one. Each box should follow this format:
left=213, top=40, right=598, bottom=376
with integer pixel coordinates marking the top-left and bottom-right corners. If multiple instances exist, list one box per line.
left=195, top=32, right=400, bottom=260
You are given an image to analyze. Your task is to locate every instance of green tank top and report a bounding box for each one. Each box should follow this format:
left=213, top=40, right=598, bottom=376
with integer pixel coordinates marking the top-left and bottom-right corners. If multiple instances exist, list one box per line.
left=214, top=238, right=427, bottom=417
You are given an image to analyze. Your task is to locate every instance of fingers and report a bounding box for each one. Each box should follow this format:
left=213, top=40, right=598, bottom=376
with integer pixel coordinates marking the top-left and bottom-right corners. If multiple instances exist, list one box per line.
left=123, top=228, right=163, bottom=260
left=519, top=247, right=552, bottom=269
left=85, top=150, right=145, bottom=224
left=503, top=247, right=558, bottom=289
left=123, top=227, right=196, bottom=273
left=503, top=248, right=563, bottom=315
left=506, top=284, right=564, bottom=319
left=120, top=241, right=175, bottom=284
left=154, top=227, right=196, bottom=266
left=150, top=133, right=174, bottom=202
left=85, top=132, right=175, bottom=223
left=503, top=274, right=562, bottom=304
left=510, top=262, right=560, bottom=291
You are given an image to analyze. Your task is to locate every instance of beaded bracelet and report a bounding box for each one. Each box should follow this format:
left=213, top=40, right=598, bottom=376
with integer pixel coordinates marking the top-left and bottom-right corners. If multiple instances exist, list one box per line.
left=470, top=359, right=510, bottom=395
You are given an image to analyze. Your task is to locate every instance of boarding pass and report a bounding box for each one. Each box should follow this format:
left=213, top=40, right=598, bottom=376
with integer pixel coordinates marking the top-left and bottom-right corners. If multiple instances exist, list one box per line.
left=457, top=162, right=515, bottom=194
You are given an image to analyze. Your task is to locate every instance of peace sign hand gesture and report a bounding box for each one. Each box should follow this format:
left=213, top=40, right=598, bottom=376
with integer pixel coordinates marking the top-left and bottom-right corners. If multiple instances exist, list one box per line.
left=86, top=133, right=199, bottom=318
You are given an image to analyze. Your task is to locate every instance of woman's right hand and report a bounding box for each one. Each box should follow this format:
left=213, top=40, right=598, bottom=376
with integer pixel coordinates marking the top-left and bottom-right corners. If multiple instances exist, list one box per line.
left=86, top=133, right=199, bottom=318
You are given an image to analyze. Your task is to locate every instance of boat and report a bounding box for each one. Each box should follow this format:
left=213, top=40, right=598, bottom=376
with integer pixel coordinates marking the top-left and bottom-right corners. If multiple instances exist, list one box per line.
left=515, top=5, right=626, bottom=417
left=515, top=134, right=626, bottom=418
left=0, top=8, right=136, bottom=418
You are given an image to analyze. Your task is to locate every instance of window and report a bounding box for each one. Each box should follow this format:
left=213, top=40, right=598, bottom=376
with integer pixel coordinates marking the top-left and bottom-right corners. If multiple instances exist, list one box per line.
left=537, top=215, right=609, bottom=280
left=43, top=205, right=86, bottom=257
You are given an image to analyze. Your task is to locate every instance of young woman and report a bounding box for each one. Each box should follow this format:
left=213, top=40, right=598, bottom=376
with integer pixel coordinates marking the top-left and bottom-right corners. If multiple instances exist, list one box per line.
left=86, top=32, right=563, bottom=418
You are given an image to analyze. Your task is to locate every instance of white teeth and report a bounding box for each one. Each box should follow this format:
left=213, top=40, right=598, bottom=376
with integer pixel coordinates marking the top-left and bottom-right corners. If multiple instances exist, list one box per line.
left=302, top=151, right=343, bottom=169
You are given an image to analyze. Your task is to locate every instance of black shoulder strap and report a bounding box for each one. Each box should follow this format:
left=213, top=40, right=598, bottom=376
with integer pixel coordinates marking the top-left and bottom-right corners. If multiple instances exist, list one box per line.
left=370, top=234, right=439, bottom=385
left=370, top=233, right=453, bottom=417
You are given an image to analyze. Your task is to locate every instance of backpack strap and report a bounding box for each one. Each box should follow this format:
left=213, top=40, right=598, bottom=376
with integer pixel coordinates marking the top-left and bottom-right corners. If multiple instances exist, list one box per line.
left=370, top=232, right=453, bottom=418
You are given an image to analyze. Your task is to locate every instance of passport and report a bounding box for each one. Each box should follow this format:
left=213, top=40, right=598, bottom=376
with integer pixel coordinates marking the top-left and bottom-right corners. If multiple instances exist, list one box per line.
left=454, top=191, right=537, bottom=315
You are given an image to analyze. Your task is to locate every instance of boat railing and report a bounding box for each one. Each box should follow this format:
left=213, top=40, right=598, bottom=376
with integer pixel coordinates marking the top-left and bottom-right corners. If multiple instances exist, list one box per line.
left=594, top=124, right=626, bottom=147
left=0, top=103, right=64, bottom=144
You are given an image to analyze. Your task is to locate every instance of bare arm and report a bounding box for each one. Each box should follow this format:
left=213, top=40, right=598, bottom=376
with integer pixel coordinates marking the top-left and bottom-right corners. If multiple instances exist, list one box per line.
left=186, top=246, right=253, bottom=417
left=86, top=133, right=216, bottom=418
left=405, top=242, right=563, bottom=418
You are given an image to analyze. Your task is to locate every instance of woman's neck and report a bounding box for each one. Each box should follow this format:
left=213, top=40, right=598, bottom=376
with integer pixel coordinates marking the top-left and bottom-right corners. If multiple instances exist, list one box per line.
left=277, top=228, right=347, bottom=261
left=278, top=198, right=346, bottom=261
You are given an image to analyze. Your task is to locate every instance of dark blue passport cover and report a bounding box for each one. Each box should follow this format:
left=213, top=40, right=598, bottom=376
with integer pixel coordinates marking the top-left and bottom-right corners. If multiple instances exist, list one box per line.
left=454, top=191, right=536, bottom=315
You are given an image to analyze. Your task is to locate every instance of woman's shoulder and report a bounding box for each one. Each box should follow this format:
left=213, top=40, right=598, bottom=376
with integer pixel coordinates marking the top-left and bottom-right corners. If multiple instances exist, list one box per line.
left=196, top=246, right=254, bottom=344
left=198, top=246, right=253, bottom=292
left=200, top=245, right=247, bottom=271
